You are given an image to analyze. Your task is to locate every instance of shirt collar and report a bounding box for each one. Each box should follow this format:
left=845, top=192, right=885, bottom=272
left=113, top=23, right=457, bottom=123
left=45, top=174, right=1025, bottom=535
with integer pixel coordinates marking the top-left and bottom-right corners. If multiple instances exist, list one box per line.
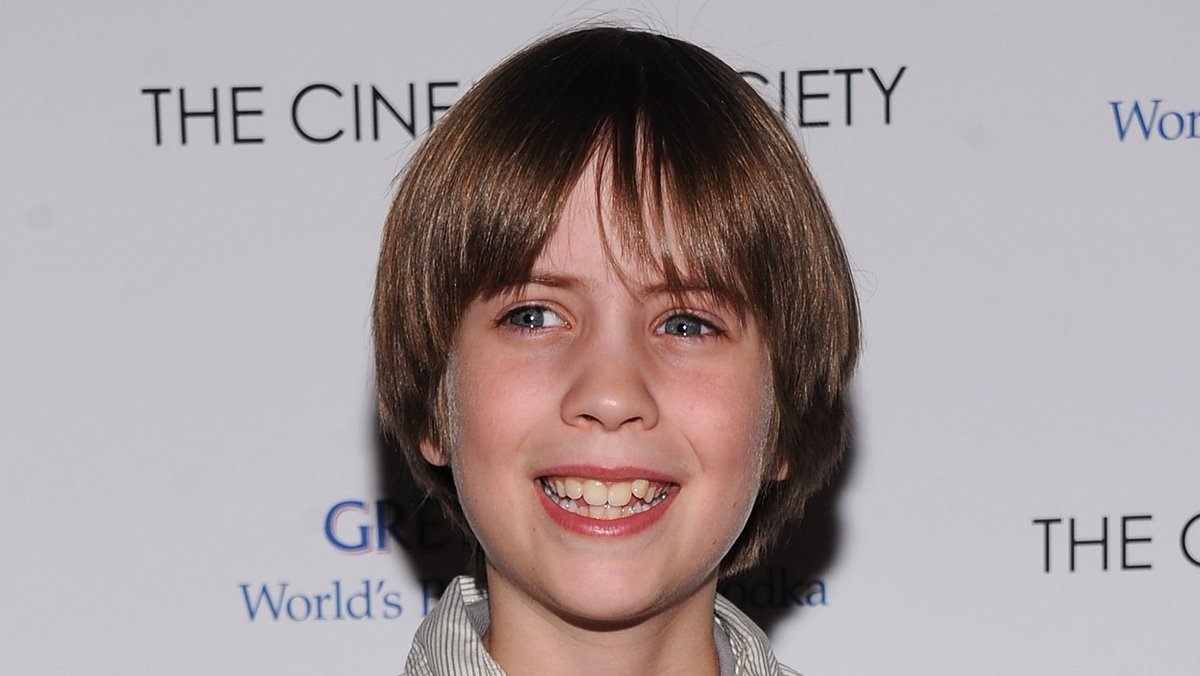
left=407, top=576, right=786, bottom=676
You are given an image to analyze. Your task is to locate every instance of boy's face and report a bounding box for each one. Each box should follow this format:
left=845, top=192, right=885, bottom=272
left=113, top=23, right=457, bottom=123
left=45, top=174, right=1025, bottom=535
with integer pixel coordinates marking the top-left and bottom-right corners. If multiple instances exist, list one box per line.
left=424, top=164, right=774, bottom=627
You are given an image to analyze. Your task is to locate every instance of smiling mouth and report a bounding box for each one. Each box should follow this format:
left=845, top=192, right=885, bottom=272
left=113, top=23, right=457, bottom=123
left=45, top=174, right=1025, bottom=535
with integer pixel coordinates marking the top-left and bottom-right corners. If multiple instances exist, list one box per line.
left=539, top=477, right=672, bottom=520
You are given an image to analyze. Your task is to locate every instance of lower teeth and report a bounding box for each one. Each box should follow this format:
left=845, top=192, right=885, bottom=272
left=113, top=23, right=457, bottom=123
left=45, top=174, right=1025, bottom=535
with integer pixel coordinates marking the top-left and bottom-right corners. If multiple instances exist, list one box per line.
left=542, top=481, right=667, bottom=520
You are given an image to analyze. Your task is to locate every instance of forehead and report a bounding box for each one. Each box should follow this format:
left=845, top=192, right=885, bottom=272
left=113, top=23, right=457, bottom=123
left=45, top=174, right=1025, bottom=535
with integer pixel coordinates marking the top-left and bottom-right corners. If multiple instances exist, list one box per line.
left=528, top=159, right=718, bottom=298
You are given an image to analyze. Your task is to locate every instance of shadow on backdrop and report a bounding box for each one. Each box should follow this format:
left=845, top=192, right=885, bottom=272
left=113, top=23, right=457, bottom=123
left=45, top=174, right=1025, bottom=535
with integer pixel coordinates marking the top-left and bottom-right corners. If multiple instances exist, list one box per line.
left=373, top=419, right=472, bottom=590
left=718, top=428, right=856, bottom=637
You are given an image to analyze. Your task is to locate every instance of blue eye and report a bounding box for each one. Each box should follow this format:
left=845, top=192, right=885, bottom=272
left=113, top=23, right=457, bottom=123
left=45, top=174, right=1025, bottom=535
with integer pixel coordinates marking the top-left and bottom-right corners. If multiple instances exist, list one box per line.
left=503, top=305, right=566, bottom=330
left=657, top=313, right=716, bottom=337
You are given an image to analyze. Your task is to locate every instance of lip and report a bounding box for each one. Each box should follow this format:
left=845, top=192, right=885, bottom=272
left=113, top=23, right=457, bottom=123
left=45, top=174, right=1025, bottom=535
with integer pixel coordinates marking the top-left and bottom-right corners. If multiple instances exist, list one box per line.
left=535, top=464, right=679, bottom=483
left=534, top=465, right=677, bottom=537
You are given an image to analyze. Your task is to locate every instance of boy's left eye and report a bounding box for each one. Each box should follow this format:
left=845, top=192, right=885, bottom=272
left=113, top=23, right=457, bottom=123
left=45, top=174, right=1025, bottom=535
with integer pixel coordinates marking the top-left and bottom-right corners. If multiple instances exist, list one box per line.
left=656, top=313, right=717, bottom=338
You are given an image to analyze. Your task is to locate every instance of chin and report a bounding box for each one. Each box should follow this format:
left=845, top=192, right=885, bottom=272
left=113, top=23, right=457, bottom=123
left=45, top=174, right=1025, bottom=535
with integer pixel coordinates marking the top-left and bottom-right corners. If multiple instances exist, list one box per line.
left=534, top=559, right=717, bottom=628
left=548, top=587, right=671, bottom=628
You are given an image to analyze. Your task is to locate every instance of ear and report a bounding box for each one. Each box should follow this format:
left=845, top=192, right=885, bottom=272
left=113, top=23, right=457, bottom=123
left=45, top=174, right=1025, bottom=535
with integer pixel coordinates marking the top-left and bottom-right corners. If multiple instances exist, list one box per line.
left=770, top=457, right=789, bottom=482
left=419, top=437, right=449, bottom=466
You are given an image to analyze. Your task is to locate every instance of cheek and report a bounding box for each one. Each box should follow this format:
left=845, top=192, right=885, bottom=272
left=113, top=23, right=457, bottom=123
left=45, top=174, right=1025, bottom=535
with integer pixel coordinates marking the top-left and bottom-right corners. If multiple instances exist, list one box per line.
left=679, top=367, right=774, bottom=559
left=442, top=350, right=557, bottom=558
left=451, top=354, right=552, bottom=445
left=442, top=345, right=560, bottom=492
left=737, top=348, right=777, bottom=479
left=662, top=360, right=775, bottom=528
left=693, top=359, right=774, bottom=466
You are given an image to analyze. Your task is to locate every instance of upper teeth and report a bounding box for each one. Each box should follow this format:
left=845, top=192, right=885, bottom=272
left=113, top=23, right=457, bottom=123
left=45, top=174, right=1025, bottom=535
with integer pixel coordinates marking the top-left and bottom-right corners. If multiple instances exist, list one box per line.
left=541, top=477, right=669, bottom=517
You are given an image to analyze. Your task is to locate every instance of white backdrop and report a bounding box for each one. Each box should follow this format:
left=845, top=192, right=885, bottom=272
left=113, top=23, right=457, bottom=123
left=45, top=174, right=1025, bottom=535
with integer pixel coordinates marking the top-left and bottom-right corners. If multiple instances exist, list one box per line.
left=3, top=2, right=1198, bottom=674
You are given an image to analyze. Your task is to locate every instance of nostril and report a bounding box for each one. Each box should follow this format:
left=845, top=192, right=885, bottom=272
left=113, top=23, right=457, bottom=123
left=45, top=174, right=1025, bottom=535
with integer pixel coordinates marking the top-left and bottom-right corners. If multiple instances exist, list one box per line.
left=560, top=363, right=660, bottom=430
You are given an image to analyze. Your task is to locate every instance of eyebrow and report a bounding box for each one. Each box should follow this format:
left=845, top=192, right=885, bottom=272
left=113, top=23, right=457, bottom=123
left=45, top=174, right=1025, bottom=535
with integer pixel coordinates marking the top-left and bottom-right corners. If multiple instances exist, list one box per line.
left=522, top=272, right=725, bottom=300
left=638, top=281, right=722, bottom=296
left=523, top=273, right=587, bottom=290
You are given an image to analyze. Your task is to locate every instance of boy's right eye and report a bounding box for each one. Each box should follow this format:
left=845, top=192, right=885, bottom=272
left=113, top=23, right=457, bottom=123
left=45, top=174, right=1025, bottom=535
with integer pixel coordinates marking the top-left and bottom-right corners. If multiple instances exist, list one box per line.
left=502, top=305, right=566, bottom=330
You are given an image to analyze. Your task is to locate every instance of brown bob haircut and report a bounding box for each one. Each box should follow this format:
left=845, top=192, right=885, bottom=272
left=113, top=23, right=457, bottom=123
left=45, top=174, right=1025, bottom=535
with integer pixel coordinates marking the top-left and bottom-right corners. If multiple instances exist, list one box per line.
left=374, top=26, right=858, bottom=576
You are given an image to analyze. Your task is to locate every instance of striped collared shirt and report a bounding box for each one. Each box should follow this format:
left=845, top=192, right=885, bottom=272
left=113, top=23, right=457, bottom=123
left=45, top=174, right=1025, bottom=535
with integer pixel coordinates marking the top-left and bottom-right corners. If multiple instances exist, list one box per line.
left=401, top=576, right=801, bottom=676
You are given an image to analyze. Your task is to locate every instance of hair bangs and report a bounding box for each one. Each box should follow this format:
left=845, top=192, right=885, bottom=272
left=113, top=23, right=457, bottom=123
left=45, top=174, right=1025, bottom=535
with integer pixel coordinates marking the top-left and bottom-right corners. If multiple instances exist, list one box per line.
left=436, top=27, right=771, bottom=313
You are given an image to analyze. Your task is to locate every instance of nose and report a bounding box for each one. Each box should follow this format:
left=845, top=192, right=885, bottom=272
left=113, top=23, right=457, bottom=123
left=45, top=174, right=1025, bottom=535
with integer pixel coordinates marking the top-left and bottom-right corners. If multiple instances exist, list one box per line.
left=560, top=344, right=659, bottom=431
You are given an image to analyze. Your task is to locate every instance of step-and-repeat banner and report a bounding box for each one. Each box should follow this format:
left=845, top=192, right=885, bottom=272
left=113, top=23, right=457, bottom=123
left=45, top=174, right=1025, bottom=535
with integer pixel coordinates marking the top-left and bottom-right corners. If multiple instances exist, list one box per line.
left=3, top=1, right=1197, bottom=674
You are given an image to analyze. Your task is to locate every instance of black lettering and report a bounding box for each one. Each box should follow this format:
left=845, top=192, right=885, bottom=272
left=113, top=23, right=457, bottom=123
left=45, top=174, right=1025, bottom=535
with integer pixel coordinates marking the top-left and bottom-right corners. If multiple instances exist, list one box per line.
left=179, top=87, right=220, bottom=145
left=1181, top=513, right=1200, bottom=567
left=738, top=71, right=781, bottom=118
left=352, top=84, right=362, bottom=141
left=779, top=70, right=787, bottom=122
left=230, top=86, right=264, bottom=144
left=797, top=70, right=830, bottom=128
left=738, top=70, right=768, bottom=86
left=427, top=80, right=458, bottom=128
left=141, top=87, right=171, bottom=145
left=832, top=68, right=863, bottom=125
left=1120, top=514, right=1153, bottom=570
left=869, top=66, right=906, bottom=124
left=292, top=83, right=344, bottom=143
left=371, top=83, right=415, bottom=140
left=1033, top=517, right=1062, bottom=573
left=1069, top=516, right=1108, bottom=572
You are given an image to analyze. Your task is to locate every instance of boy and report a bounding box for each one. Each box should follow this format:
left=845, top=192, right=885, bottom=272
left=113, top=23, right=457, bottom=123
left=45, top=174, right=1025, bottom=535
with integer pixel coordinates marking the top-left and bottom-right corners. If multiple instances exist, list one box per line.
left=374, top=26, right=858, bottom=676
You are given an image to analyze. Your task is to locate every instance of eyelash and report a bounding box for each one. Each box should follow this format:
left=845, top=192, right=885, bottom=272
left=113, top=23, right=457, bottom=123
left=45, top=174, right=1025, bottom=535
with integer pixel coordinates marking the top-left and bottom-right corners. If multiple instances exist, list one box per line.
left=656, top=311, right=724, bottom=339
left=498, top=305, right=566, bottom=331
left=497, top=305, right=724, bottom=339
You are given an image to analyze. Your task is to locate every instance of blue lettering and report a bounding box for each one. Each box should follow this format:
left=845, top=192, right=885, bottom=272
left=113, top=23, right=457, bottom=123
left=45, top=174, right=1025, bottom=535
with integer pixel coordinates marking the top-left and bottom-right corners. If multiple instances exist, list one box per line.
left=240, top=582, right=287, bottom=621
left=347, top=579, right=373, bottom=619
left=238, top=579, right=411, bottom=622
left=327, top=498, right=462, bottom=554
left=325, top=500, right=370, bottom=552
left=421, top=578, right=447, bottom=615
left=313, top=593, right=332, bottom=620
left=806, top=580, right=828, bottom=606
left=716, top=568, right=828, bottom=608
left=375, top=500, right=402, bottom=551
left=286, top=594, right=312, bottom=621
left=383, top=591, right=403, bottom=619
left=1158, top=111, right=1185, bottom=140
left=1110, top=99, right=1160, bottom=141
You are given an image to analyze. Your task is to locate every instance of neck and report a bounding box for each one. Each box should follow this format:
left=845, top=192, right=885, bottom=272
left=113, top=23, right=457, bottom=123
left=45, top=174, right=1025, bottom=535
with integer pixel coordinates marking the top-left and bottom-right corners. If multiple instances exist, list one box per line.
left=482, top=572, right=722, bottom=676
